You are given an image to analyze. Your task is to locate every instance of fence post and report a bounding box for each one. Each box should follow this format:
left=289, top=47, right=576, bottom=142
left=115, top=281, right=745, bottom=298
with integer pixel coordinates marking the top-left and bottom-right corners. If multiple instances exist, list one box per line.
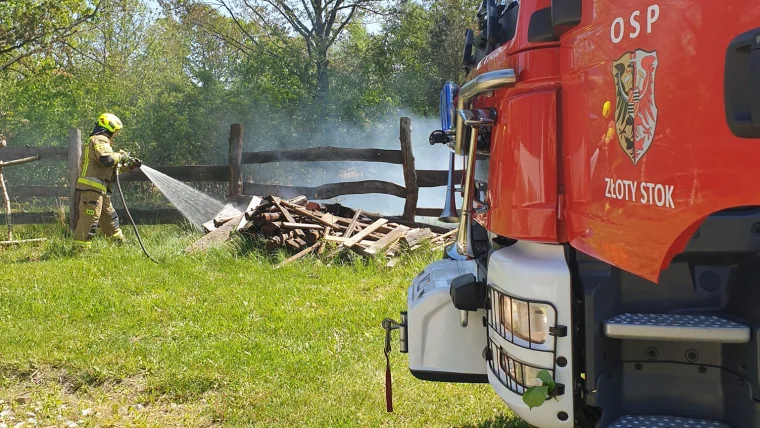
left=228, top=124, right=243, bottom=200
left=68, top=128, right=82, bottom=231
left=399, top=117, right=418, bottom=221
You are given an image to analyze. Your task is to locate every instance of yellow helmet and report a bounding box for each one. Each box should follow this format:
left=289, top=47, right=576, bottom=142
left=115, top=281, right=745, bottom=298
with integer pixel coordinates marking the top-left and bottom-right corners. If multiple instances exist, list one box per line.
left=97, top=113, right=123, bottom=133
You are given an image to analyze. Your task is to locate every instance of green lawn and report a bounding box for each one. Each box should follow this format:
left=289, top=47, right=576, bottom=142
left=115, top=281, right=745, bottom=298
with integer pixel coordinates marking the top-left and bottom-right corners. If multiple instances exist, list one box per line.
left=0, top=223, right=528, bottom=427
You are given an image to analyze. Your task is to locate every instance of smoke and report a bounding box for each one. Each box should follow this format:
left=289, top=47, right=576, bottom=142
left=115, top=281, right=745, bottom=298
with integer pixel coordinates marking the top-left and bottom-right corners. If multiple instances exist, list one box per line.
left=239, top=106, right=462, bottom=222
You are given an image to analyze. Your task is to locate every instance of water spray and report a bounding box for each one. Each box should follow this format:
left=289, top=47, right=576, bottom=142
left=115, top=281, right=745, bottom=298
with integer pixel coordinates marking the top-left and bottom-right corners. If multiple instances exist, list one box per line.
left=115, top=159, right=160, bottom=264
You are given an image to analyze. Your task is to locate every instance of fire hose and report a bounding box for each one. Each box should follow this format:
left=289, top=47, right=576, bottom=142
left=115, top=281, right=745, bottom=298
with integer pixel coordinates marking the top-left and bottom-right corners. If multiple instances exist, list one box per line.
left=115, top=160, right=160, bottom=264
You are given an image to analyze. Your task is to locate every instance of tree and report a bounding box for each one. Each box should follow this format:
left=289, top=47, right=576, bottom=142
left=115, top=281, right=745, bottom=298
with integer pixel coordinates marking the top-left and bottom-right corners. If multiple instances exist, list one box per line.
left=368, top=0, right=479, bottom=115
left=171, top=0, right=389, bottom=100
left=0, top=0, right=100, bottom=72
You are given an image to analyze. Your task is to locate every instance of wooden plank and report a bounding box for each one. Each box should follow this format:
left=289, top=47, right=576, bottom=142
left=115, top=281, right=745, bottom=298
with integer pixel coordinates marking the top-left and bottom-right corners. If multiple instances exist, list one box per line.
left=272, top=197, right=305, bottom=238
left=399, top=117, right=418, bottom=221
left=343, top=218, right=388, bottom=248
left=319, top=226, right=331, bottom=255
left=279, top=201, right=347, bottom=230
left=242, top=147, right=403, bottom=165
left=243, top=180, right=407, bottom=200
left=276, top=241, right=321, bottom=268
left=322, top=235, right=374, bottom=246
left=214, top=215, right=239, bottom=227
left=0, top=146, right=67, bottom=162
left=68, top=128, right=81, bottom=231
left=416, top=169, right=464, bottom=188
left=119, top=165, right=229, bottom=183
left=323, top=235, right=348, bottom=242
left=432, top=227, right=458, bottom=242
left=320, top=213, right=340, bottom=227
left=359, top=211, right=451, bottom=234
left=287, top=195, right=308, bottom=206
left=403, top=228, right=434, bottom=247
left=282, top=222, right=324, bottom=230
left=7, top=186, right=69, bottom=198
left=415, top=207, right=461, bottom=218
left=237, top=196, right=262, bottom=231
left=185, top=213, right=244, bottom=253
left=0, top=156, right=39, bottom=167
left=203, top=219, right=217, bottom=233
left=344, top=209, right=363, bottom=238
left=362, top=225, right=410, bottom=256
left=213, top=204, right=242, bottom=226
left=228, top=124, right=243, bottom=197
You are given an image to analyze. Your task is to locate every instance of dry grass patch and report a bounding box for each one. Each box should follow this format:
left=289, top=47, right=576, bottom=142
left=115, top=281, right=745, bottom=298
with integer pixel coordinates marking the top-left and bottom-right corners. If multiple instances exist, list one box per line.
left=0, top=366, right=217, bottom=427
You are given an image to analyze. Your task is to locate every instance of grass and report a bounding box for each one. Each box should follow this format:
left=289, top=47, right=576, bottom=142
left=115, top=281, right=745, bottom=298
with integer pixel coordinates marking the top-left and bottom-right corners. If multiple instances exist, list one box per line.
left=0, top=223, right=530, bottom=427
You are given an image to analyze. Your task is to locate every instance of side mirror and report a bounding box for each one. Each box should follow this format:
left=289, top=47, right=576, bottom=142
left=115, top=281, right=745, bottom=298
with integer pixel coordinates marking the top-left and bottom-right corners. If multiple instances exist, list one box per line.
left=485, top=0, right=500, bottom=46
left=462, top=28, right=475, bottom=72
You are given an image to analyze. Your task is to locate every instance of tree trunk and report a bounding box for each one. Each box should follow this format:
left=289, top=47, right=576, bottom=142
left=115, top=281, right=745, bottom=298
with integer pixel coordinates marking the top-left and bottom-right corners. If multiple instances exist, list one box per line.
left=0, top=167, right=11, bottom=241
left=316, top=51, right=329, bottom=100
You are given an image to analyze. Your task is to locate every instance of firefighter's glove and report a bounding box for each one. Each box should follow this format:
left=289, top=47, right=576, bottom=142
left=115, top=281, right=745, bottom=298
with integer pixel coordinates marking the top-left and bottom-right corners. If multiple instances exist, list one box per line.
left=118, top=150, right=131, bottom=165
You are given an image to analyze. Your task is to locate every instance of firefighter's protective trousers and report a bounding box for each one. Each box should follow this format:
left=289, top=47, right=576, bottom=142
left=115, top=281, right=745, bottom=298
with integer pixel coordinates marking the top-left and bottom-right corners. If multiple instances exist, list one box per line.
left=72, top=134, right=126, bottom=248
left=72, top=190, right=124, bottom=248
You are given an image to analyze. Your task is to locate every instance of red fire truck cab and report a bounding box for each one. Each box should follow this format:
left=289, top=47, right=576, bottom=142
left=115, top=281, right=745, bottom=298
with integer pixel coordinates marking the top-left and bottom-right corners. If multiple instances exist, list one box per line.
left=392, top=1, right=760, bottom=427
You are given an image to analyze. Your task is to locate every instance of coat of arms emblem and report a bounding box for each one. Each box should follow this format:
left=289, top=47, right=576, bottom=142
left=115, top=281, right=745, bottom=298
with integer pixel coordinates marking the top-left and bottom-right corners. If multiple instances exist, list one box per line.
left=612, top=50, right=658, bottom=165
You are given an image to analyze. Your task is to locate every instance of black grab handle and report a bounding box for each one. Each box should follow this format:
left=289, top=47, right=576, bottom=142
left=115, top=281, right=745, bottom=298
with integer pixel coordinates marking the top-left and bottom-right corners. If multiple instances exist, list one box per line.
left=725, top=28, right=760, bottom=138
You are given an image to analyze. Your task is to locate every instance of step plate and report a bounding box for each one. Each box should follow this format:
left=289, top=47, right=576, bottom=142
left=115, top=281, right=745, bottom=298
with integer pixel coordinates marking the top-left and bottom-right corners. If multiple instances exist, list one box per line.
left=604, top=313, right=750, bottom=343
left=608, top=415, right=729, bottom=427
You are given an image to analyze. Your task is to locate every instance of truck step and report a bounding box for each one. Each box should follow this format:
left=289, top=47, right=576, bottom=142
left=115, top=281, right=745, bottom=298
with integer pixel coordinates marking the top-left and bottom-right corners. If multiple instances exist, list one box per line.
left=608, top=415, right=729, bottom=427
left=603, top=313, right=750, bottom=343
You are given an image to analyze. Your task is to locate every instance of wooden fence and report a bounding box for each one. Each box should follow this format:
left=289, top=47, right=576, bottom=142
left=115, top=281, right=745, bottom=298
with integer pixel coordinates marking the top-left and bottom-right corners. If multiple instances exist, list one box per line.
left=0, top=117, right=462, bottom=227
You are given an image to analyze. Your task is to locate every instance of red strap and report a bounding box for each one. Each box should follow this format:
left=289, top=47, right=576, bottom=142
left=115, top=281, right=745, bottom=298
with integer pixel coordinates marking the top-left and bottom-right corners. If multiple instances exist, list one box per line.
left=385, top=354, right=393, bottom=412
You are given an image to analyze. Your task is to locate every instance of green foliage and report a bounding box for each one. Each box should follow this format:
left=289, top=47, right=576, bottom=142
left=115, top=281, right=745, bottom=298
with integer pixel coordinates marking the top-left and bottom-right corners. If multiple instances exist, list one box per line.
left=0, top=0, right=486, bottom=204
left=523, top=369, right=556, bottom=410
left=366, top=0, right=480, bottom=116
left=0, top=0, right=98, bottom=72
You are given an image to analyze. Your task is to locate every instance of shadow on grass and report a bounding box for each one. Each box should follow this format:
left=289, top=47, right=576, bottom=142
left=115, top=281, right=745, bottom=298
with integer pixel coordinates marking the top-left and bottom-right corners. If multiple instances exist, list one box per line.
left=457, top=414, right=533, bottom=428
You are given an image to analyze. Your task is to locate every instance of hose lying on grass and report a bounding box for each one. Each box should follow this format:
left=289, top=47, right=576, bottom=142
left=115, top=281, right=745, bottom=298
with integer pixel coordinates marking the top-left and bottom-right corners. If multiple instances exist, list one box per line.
left=116, top=169, right=160, bottom=264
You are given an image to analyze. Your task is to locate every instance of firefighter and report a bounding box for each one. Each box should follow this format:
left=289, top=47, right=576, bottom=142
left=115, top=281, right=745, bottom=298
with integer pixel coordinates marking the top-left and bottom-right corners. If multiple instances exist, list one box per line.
left=72, top=113, right=137, bottom=250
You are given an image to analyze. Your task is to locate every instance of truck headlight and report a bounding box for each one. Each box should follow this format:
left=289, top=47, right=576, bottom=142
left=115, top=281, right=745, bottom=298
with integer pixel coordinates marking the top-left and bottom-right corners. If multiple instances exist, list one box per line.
left=490, top=339, right=554, bottom=394
left=491, top=288, right=557, bottom=351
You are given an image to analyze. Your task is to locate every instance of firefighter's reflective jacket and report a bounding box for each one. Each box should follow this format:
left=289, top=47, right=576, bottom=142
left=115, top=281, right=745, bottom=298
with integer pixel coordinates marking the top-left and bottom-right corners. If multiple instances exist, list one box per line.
left=75, top=134, right=125, bottom=194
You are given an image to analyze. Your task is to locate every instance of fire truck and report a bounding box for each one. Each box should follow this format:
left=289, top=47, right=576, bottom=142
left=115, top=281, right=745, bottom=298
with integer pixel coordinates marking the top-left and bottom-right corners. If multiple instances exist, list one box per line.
left=387, top=1, right=760, bottom=427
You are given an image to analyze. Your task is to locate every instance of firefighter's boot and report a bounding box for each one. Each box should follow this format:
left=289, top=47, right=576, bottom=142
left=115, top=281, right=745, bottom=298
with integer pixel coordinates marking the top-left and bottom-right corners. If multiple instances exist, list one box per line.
left=99, top=194, right=125, bottom=244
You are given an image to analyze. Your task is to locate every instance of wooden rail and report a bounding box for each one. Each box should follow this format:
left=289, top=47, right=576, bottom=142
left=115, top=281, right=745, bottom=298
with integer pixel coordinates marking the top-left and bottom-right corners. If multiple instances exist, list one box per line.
left=416, top=169, right=463, bottom=187
left=243, top=180, right=407, bottom=200
left=0, top=146, right=68, bottom=162
left=241, top=147, right=404, bottom=165
left=2, top=117, right=458, bottom=226
left=8, top=186, right=69, bottom=197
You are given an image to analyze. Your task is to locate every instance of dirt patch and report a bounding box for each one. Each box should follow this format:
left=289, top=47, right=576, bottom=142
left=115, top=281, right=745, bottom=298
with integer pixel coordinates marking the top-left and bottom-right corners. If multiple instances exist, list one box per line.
left=0, top=367, right=219, bottom=427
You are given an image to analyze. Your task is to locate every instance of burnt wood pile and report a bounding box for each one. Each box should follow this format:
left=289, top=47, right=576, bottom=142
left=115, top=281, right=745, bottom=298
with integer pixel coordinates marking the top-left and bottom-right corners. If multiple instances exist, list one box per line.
left=186, top=195, right=457, bottom=267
